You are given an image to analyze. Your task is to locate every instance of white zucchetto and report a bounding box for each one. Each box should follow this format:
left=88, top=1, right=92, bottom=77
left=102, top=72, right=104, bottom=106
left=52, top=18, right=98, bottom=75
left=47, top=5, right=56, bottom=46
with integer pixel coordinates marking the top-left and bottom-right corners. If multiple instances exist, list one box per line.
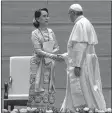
left=69, top=4, right=83, bottom=12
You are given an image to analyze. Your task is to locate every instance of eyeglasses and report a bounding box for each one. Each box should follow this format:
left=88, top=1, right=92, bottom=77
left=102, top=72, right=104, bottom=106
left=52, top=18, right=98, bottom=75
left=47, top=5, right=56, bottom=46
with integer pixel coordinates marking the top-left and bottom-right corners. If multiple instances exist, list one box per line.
left=68, top=10, right=74, bottom=14
left=68, top=11, right=76, bottom=16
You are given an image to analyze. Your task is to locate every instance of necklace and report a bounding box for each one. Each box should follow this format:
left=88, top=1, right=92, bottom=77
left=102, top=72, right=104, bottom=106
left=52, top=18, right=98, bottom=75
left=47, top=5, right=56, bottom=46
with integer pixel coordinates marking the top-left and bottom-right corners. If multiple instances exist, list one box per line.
left=38, top=28, right=50, bottom=41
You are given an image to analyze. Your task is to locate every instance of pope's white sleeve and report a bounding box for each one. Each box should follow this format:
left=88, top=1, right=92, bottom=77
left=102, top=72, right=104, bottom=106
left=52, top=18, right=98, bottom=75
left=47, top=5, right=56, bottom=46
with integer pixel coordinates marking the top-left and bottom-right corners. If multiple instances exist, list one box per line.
left=72, top=42, right=87, bottom=67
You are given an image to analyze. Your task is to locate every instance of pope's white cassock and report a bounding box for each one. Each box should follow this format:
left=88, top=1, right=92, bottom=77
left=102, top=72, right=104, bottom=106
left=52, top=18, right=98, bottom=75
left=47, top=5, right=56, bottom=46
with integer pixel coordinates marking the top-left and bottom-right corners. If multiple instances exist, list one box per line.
left=61, top=15, right=106, bottom=111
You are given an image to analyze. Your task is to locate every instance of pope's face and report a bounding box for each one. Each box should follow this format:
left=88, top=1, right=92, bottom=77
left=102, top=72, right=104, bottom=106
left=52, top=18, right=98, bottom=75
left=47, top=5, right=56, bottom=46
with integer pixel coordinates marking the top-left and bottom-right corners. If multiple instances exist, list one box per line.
left=68, top=9, right=76, bottom=22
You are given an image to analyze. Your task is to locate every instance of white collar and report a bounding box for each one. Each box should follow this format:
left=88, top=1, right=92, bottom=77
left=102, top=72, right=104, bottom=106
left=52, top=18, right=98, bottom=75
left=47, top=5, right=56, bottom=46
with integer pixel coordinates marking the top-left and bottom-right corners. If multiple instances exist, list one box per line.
left=74, top=15, right=84, bottom=24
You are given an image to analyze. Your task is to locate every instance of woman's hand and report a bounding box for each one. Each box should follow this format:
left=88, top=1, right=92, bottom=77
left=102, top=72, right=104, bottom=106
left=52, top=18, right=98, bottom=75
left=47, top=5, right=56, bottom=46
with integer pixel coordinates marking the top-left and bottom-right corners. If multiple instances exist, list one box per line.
left=57, top=54, right=65, bottom=61
left=52, top=48, right=59, bottom=53
left=50, top=54, right=64, bottom=61
left=50, top=54, right=58, bottom=60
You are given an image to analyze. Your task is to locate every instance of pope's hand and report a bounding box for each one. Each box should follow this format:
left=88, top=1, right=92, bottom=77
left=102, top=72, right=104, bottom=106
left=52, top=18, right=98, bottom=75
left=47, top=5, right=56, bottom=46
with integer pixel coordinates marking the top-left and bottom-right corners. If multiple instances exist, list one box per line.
left=74, top=67, right=81, bottom=77
left=61, top=52, right=68, bottom=58
left=50, top=54, right=63, bottom=61
left=57, top=54, right=64, bottom=61
left=50, top=54, right=58, bottom=60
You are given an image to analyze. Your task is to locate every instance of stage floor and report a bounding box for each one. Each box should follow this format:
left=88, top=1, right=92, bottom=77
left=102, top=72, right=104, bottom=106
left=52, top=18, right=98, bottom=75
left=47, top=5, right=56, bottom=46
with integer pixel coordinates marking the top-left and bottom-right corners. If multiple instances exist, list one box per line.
left=1, top=88, right=111, bottom=109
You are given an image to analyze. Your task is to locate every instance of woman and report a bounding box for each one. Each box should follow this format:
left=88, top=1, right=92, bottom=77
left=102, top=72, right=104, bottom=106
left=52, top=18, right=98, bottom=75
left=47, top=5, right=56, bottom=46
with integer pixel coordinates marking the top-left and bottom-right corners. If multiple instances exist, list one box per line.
left=27, top=8, right=60, bottom=107
left=60, top=4, right=106, bottom=112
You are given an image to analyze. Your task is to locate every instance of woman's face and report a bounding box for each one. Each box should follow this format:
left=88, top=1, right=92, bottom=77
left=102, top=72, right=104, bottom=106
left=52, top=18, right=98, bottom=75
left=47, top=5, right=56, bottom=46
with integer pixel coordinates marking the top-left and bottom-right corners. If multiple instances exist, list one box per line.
left=37, top=10, right=49, bottom=26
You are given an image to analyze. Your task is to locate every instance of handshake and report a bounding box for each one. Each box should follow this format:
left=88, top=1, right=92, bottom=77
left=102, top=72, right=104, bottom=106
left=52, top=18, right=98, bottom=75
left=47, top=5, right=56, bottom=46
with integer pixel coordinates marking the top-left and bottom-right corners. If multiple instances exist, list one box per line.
left=50, top=54, right=64, bottom=61
left=50, top=53, right=68, bottom=62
